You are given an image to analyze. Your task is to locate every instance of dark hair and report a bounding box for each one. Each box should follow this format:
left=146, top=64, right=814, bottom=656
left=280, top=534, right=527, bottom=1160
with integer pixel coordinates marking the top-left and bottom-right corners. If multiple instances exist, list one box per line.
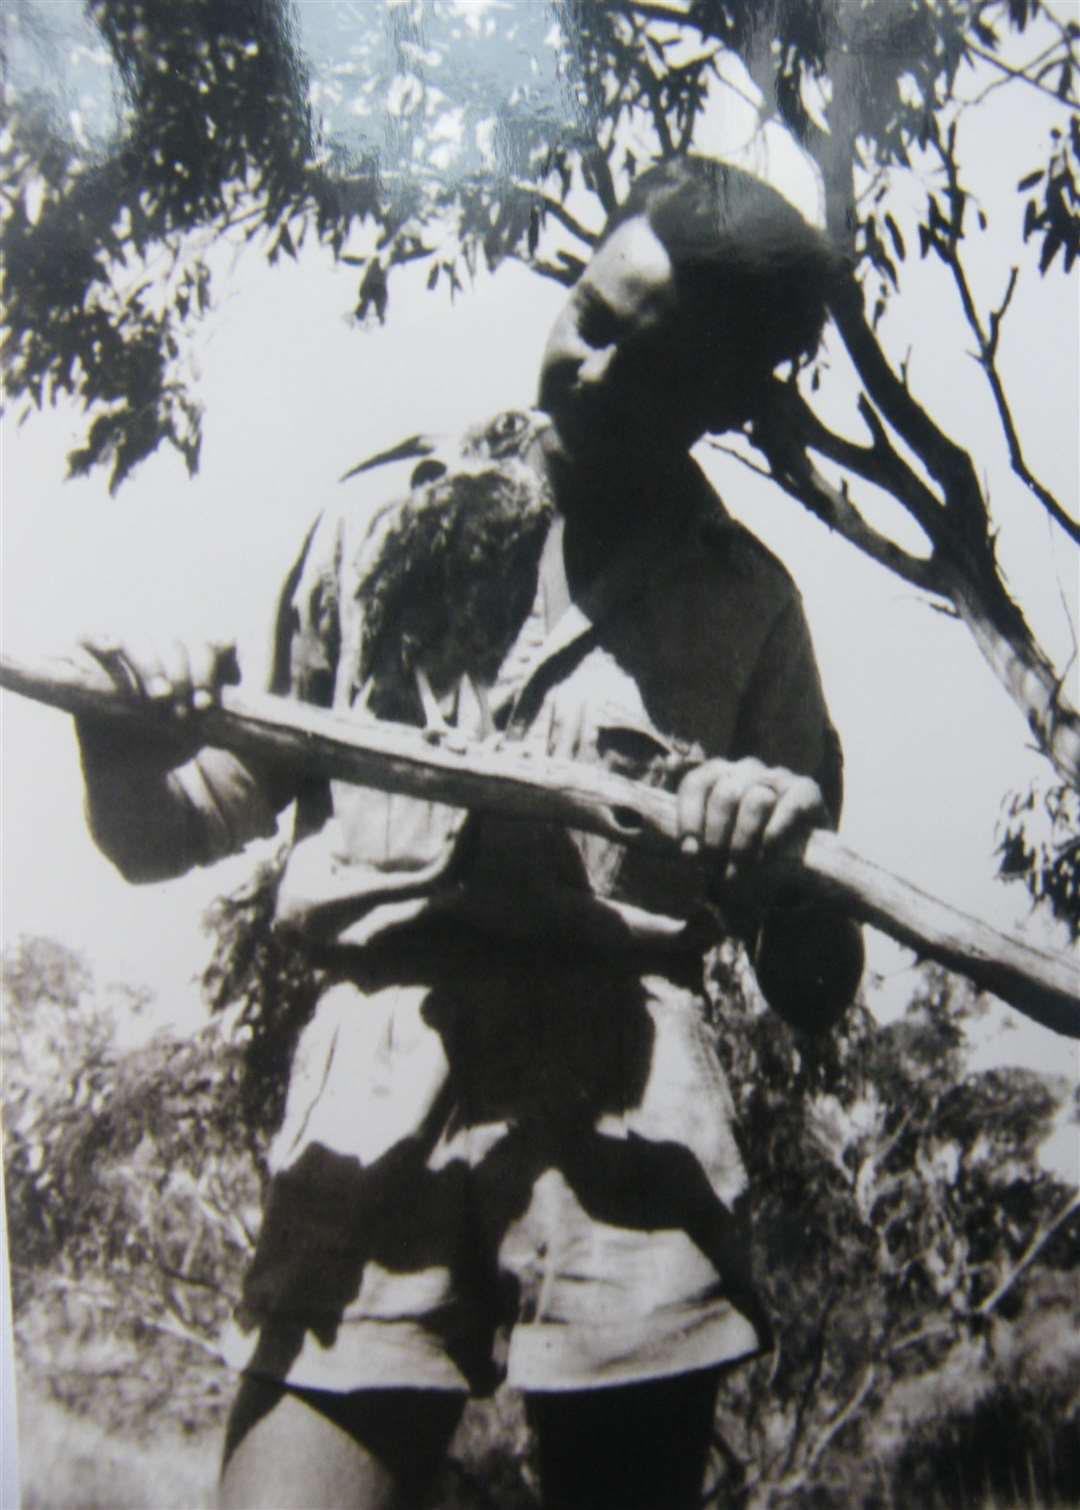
left=604, top=157, right=841, bottom=409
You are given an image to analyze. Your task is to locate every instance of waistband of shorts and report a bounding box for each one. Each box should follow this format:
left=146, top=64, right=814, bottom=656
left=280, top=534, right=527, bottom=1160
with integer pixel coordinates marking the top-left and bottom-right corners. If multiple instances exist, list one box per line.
left=306, top=920, right=705, bottom=992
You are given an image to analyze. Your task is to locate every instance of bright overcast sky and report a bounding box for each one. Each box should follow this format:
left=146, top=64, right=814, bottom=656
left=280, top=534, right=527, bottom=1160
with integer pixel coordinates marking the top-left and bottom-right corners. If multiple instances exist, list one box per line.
left=2, top=16, right=1077, bottom=1087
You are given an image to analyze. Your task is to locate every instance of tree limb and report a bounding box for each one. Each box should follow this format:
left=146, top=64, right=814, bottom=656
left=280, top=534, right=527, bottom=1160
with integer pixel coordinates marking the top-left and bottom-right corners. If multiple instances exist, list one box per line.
left=967, top=42, right=1080, bottom=112
left=725, top=424, right=940, bottom=593
left=519, top=254, right=581, bottom=286
left=975, top=1186, right=1080, bottom=1317
left=511, top=183, right=600, bottom=247
left=808, top=140, right=1080, bottom=786
left=756, top=378, right=949, bottom=542
left=963, top=29, right=1069, bottom=107
left=830, top=279, right=990, bottom=545
left=3, top=650, right=1079, bottom=1037
left=772, top=1364, right=877, bottom=1499
left=933, top=134, right=1080, bottom=544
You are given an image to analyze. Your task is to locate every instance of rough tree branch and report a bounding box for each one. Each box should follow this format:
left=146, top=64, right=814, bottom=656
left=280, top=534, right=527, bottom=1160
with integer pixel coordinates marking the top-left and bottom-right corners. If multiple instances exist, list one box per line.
left=975, top=1187, right=1080, bottom=1318
left=3, top=650, right=1078, bottom=1035
left=935, top=131, right=1080, bottom=545
left=732, top=407, right=942, bottom=593
left=513, top=184, right=600, bottom=248
left=967, top=41, right=1080, bottom=111
left=800, top=116, right=1080, bottom=788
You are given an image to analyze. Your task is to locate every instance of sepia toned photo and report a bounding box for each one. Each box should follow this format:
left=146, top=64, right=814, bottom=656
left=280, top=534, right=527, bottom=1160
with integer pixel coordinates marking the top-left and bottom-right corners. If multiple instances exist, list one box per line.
left=2, top=2, right=1078, bottom=1507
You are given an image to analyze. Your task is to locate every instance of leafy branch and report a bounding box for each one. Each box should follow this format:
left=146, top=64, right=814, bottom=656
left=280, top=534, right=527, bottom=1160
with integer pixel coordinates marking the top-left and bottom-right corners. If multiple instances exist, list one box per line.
left=923, top=123, right=1080, bottom=543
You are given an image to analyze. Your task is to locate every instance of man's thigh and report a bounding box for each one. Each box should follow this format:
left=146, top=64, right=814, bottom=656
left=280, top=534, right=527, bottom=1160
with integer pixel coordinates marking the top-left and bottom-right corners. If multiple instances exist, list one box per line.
left=525, top=1368, right=721, bottom=1510
left=219, top=1376, right=465, bottom=1510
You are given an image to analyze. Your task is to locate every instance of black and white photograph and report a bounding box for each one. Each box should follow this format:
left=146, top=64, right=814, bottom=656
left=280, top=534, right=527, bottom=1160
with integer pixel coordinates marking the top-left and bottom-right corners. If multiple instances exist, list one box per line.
left=2, top=2, right=1078, bottom=1506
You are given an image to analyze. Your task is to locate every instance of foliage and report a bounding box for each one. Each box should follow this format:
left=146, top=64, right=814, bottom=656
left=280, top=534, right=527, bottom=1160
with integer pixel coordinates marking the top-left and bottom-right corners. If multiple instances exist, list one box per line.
left=3, top=935, right=258, bottom=1435
left=705, top=947, right=1080, bottom=1508
left=997, top=778, right=1080, bottom=937
left=3, top=0, right=1078, bottom=812
left=6, top=930, right=1078, bottom=1504
left=200, top=848, right=324, bottom=1150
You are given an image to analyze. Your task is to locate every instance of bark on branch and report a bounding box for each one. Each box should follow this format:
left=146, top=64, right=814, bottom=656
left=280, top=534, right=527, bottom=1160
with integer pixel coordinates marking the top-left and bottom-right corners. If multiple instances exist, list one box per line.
left=3, top=651, right=1078, bottom=1038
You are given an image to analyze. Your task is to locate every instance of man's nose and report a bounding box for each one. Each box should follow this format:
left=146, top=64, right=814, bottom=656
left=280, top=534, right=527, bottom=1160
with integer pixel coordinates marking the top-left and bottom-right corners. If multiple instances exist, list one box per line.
left=577, top=344, right=615, bottom=388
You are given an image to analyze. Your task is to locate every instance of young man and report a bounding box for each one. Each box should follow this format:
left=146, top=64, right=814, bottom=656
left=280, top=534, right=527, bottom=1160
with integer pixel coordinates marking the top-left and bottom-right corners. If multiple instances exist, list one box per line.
left=77, top=158, right=864, bottom=1509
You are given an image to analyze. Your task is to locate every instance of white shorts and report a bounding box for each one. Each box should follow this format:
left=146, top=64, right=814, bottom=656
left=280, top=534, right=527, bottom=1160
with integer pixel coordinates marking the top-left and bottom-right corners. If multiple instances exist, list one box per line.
left=222, top=936, right=763, bottom=1395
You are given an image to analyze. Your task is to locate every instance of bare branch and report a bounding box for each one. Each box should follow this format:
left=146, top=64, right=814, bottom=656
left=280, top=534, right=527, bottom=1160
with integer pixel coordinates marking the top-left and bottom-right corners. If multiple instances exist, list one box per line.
left=963, top=31, right=1073, bottom=106
left=781, top=1289, right=840, bottom=1474
left=707, top=439, right=774, bottom=480
left=721, top=423, right=940, bottom=594
left=773, top=1365, right=877, bottom=1497
left=5, top=647, right=1080, bottom=1032
left=677, top=81, right=701, bottom=152
left=617, top=0, right=698, bottom=31
left=829, top=278, right=991, bottom=544
left=933, top=138, right=1080, bottom=545
left=755, top=379, right=947, bottom=543
left=967, top=42, right=1080, bottom=111
left=511, top=183, right=599, bottom=247
left=520, top=254, right=581, bottom=287
left=976, top=1187, right=1080, bottom=1317
left=986, top=266, right=1019, bottom=360
left=141, top=1316, right=225, bottom=1357
left=888, top=1320, right=955, bottom=1356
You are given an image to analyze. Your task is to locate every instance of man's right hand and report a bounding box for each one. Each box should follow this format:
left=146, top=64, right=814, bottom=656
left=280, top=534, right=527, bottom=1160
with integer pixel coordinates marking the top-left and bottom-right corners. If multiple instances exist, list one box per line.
left=75, top=633, right=240, bottom=778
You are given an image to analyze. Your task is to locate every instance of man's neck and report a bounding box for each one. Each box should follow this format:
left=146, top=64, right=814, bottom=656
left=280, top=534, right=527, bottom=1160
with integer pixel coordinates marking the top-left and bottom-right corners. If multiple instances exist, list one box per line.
left=538, top=435, right=688, bottom=583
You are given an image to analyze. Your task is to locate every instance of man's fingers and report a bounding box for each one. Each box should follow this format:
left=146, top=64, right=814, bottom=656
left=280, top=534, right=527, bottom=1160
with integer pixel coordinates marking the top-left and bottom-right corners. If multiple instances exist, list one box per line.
left=78, top=635, right=140, bottom=697
left=702, top=778, right=740, bottom=853
left=677, top=758, right=826, bottom=877
left=81, top=635, right=169, bottom=702
left=679, top=759, right=763, bottom=845
left=727, top=781, right=777, bottom=867
left=77, top=633, right=238, bottom=715
left=761, top=776, right=827, bottom=852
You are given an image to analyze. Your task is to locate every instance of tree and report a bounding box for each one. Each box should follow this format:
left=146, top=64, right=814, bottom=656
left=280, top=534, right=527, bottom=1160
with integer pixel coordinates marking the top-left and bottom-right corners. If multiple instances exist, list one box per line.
left=705, top=947, right=1080, bottom=1507
left=3, top=0, right=1076, bottom=801
left=2, top=935, right=259, bottom=1433
left=6, top=930, right=1077, bottom=1504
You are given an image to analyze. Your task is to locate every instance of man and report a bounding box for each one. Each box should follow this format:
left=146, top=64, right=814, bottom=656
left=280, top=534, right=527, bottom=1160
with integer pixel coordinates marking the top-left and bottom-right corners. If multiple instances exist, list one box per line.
left=78, top=158, right=864, bottom=1509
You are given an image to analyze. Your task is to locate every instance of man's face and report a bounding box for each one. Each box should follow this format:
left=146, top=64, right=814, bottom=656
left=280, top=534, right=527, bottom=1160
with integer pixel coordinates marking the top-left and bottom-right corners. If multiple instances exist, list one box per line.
left=537, top=216, right=720, bottom=469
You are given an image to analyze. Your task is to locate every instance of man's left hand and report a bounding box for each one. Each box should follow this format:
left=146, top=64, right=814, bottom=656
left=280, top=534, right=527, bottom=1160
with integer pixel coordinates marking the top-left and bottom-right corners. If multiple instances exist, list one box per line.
left=675, top=757, right=826, bottom=885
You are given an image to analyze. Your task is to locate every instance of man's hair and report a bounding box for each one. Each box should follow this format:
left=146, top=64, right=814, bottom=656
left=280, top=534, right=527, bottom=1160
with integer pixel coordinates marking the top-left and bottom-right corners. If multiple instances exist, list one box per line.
left=604, top=157, right=841, bottom=410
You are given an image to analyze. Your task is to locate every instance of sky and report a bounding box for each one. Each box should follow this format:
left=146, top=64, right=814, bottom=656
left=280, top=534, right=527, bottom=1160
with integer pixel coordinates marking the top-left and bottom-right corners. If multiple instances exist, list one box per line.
left=1, top=11, right=1078, bottom=1104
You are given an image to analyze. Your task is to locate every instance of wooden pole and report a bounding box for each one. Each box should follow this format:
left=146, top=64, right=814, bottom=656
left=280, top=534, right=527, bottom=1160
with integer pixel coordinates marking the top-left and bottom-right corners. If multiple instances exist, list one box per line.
left=2, top=651, right=1077, bottom=1037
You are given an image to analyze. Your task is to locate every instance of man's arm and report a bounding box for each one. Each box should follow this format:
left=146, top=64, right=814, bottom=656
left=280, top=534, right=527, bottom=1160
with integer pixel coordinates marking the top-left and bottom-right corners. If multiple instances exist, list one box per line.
left=77, top=506, right=344, bottom=884
left=676, top=577, right=864, bottom=1027
left=675, top=755, right=864, bottom=1028
left=77, top=636, right=292, bottom=883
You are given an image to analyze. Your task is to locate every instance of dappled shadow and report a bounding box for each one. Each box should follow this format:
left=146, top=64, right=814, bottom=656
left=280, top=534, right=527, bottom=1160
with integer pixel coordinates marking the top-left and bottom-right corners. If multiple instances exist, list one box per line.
left=231, top=941, right=760, bottom=1388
